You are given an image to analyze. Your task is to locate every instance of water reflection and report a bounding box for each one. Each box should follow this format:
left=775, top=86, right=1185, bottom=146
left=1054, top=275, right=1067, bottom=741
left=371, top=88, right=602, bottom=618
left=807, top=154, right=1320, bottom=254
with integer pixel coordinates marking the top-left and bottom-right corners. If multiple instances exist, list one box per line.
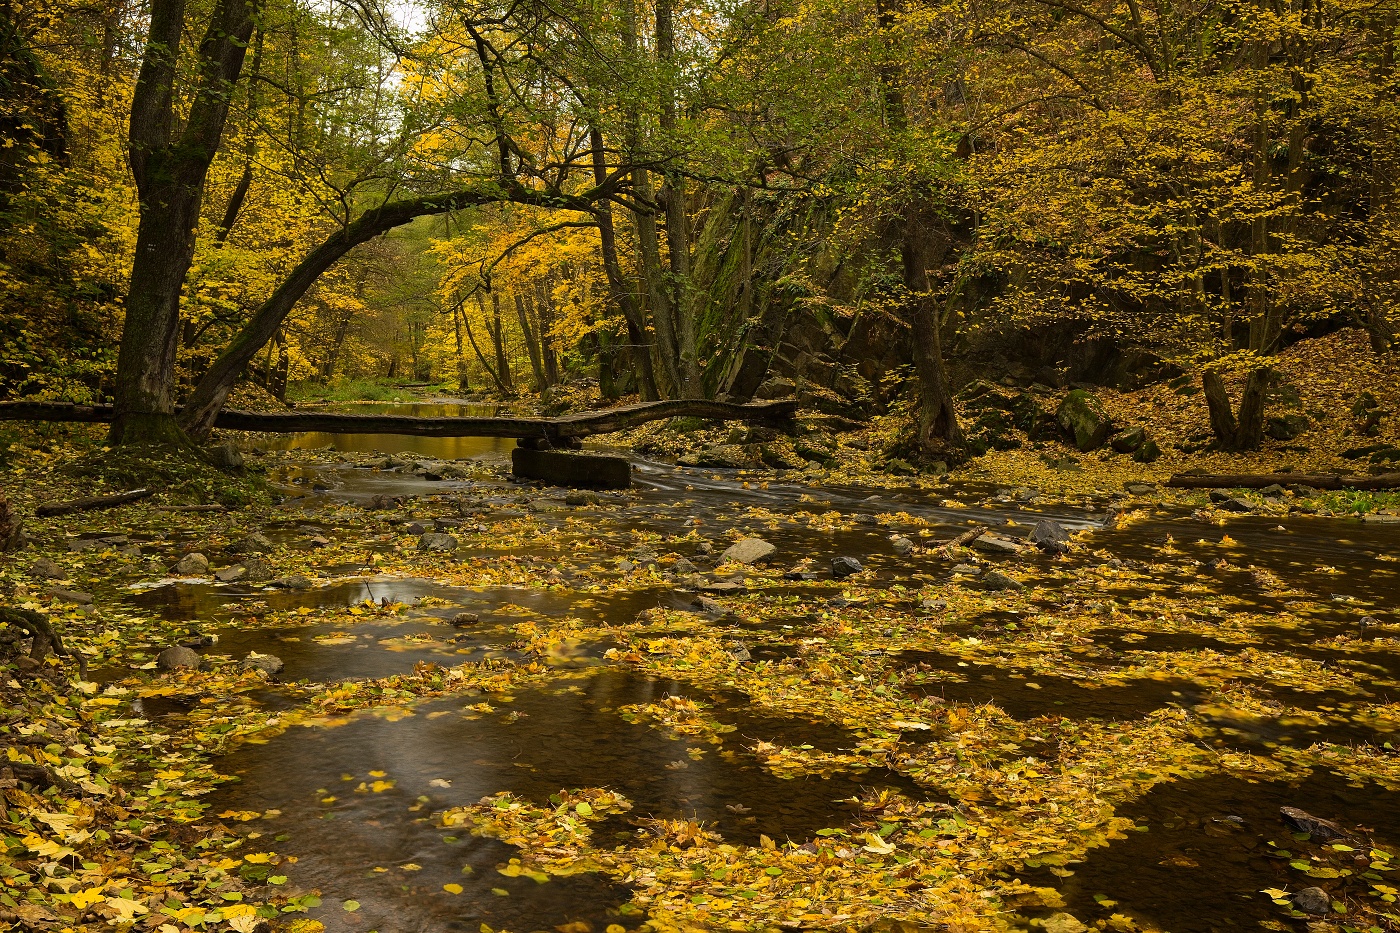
left=259, top=401, right=516, bottom=460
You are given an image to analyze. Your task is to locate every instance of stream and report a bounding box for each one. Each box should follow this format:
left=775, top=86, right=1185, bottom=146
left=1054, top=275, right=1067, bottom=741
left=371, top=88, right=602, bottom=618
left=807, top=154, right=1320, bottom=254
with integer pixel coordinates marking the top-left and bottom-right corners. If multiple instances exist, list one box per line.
left=103, top=404, right=1400, bottom=932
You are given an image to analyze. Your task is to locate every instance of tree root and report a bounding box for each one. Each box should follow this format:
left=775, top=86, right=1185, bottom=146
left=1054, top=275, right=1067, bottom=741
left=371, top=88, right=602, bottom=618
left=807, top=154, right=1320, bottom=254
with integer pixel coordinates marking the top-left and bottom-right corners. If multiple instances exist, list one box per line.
left=0, top=607, right=88, bottom=679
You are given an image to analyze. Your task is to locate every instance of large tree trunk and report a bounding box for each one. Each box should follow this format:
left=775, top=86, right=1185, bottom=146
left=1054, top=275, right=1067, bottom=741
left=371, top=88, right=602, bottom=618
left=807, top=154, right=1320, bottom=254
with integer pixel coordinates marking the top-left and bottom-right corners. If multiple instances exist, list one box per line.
left=514, top=292, right=547, bottom=391
left=1203, top=366, right=1274, bottom=450
left=111, top=0, right=261, bottom=445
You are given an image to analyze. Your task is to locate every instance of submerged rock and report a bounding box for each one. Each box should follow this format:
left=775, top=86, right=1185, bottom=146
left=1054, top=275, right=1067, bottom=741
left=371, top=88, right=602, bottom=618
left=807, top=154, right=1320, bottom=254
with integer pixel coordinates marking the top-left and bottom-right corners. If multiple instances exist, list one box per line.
left=214, top=565, right=246, bottom=583
left=28, top=557, right=66, bottom=580
left=228, top=532, right=273, bottom=555
left=243, top=557, right=275, bottom=583
left=157, top=646, right=200, bottom=671
left=1292, top=886, right=1330, bottom=916
left=720, top=538, right=775, bottom=565
left=1280, top=806, right=1349, bottom=842
left=890, top=535, right=915, bottom=556
left=972, top=534, right=1021, bottom=556
left=982, top=569, right=1024, bottom=591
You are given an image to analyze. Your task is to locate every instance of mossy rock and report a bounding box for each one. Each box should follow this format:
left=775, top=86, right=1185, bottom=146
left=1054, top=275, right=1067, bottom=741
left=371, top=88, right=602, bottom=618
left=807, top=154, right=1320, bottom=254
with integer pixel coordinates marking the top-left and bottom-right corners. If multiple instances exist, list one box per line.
left=1056, top=390, right=1112, bottom=451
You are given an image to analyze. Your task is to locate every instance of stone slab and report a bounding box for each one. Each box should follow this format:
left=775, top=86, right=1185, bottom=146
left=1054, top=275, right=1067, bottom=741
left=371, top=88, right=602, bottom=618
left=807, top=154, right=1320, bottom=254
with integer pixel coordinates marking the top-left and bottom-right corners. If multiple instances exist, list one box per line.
left=511, top=447, right=632, bottom=489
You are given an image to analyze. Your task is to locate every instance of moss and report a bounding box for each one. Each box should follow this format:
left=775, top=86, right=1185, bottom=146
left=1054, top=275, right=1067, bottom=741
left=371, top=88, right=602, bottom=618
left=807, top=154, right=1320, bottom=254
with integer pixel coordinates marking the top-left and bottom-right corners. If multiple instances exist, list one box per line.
left=60, top=443, right=267, bottom=507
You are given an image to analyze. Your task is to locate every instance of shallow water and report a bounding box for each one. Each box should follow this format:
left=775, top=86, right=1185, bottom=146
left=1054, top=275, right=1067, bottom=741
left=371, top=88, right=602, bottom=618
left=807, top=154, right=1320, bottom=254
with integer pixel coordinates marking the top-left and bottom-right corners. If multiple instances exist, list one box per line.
left=153, top=414, right=1400, bottom=929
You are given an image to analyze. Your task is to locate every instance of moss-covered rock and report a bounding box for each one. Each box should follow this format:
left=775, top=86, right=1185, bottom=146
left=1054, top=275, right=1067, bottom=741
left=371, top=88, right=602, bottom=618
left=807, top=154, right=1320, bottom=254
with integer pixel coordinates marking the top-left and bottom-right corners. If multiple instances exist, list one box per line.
left=1056, top=390, right=1112, bottom=451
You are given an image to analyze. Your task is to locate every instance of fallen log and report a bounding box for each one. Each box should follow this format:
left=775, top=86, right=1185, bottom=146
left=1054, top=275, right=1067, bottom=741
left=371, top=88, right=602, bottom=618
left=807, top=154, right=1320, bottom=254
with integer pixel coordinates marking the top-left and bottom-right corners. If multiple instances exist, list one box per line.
left=1166, top=472, right=1400, bottom=491
left=35, top=488, right=152, bottom=516
left=939, top=525, right=987, bottom=556
left=0, top=399, right=797, bottom=440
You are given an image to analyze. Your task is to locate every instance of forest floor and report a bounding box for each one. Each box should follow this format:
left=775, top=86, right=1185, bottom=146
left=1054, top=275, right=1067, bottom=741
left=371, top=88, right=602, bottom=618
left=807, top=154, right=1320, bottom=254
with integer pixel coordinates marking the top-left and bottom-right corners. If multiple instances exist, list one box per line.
left=4, top=329, right=1400, bottom=933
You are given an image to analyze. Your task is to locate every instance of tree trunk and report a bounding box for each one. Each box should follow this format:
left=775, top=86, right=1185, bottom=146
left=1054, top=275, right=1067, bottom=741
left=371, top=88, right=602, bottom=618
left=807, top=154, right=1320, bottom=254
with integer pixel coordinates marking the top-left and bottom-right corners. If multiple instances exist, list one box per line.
left=589, top=126, right=658, bottom=400
left=452, top=303, right=471, bottom=393
left=489, top=293, right=515, bottom=394
left=111, top=0, right=261, bottom=445
left=514, top=292, right=547, bottom=391
left=1202, top=369, right=1239, bottom=445
left=534, top=278, right=560, bottom=386
left=1233, top=367, right=1274, bottom=451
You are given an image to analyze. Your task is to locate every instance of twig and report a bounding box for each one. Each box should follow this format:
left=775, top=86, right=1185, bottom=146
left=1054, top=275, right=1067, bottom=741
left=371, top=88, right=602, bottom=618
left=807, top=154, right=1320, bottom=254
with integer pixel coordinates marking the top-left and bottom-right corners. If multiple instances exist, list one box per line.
left=36, top=488, right=152, bottom=517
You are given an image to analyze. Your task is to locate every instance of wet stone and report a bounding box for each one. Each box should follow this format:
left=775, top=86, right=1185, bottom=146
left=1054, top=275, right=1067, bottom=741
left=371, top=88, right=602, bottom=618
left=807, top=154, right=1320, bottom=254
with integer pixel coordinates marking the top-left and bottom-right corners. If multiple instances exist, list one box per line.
left=982, top=569, right=1023, bottom=591
left=1293, top=886, right=1331, bottom=915
left=1028, top=519, right=1070, bottom=554
left=228, top=532, right=273, bottom=555
left=831, top=556, right=863, bottom=578
left=28, top=558, right=66, bottom=580
left=157, top=646, right=200, bottom=671
left=241, top=652, right=284, bottom=676
left=214, top=565, right=246, bottom=583
left=720, top=537, right=776, bottom=565
left=172, top=552, right=210, bottom=575
left=418, top=532, right=459, bottom=552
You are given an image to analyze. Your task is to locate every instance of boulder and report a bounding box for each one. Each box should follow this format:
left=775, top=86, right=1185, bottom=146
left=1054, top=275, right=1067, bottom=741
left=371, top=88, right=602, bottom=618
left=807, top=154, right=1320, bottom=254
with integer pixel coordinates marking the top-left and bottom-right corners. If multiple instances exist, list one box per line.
left=28, top=557, right=66, bottom=580
left=1291, top=887, right=1330, bottom=916
left=418, top=532, right=459, bottom=552
left=1265, top=413, right=1310, bottom=441
left=157, top=646, right=200, bottom=671
left=1124, top=482, right=1156, bottom=495
left=47, top=587, right=92, bottom=604
left=451, top=612, right=480, bottom=626
left=720, top=538, right=776, bottom=565
left=1280, top=806, right=1349, bottom=842
left=1110, top=426, right=1146, bottom=454
left=172, top=552, right=210, bottom=576
left=269, top=574, right=312, bottom=589
left=1133, top=437, right=1161, bottom=462
left=228, top=532, right=273, bottom=555
left=214, top=565, right=247, bottom=583
left=207, top=442, right=244, bottom=472
left=241, top=652, right=284, bottom=676
left=754, top=376, right=797, bottom=400
left=890, top=535, right=915, bottom=557
left=243, top=557, right=275, bottom=583
left=972, top=534, right=1021, bottom=556
left=678, top=445, right=750, bottom=469
left=982, top=569, right=1024, bottom=590
left=831, top=556, right=863, bottom=578
left=1027, top=520, right=1070, bottom=554
left=1056, top=390, right=1112, bottom=451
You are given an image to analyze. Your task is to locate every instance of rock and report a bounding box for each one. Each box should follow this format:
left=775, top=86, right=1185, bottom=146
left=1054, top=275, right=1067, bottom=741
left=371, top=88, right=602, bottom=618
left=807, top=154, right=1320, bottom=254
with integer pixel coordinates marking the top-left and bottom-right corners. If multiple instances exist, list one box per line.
left=982, top=569, right=1024, bottom=590
left=754, top=376, right=797, bottom=400
left=180, top=633, right=218, bottom=648
left=405, top=521, right=432, bottom=536
left=305, top=535, right=331, bottom=548
left=882, top=458, right=918, bottom=476
left=1027, top=519, right=1071, bottom=554
left=784, top=569, right=819, bottom=581
left=890, top=535, right=915, bottom=556
left=157, top=646, right=200, bottom=671
left=28, top=558, right=66, bottom=580
left=1280, top=806, right=1349, bottom=842
left=1056, top=389, right=1112, bottom=451
left=1124, top=482, right=1156, bottom=495
left=512, top=447, right=631, bottom=488
left=451, top=612, right=480, bottom=626
left=919, top=598, right=947, bottom=611
left=1260, top=483, right=1287, bottom=498
left=214, top=565, right=247, bottom=583
left=972, top=534, right=1021, bottom=556
left=228, top=532, right=273, bottom=555
left=720, top=538, right=776, bottom=565
left=616, top=559, right=636, bottom=573
left=1291, top=887, right=1330, bottom=916
left=207, top=442, right=244, bottom=472
left=1110, top=426, right=1147, bottom=453
left=418, top=532, right=459, bottom=552
left=241, top=652, right=284, bottom=676
left=564, top=492, right=600, bottom=506
left=699, top=580, right=746, bottom=595
left=1133, top=438, right=1161, bottom=462
left=243, top=557, right=274, bottom=583
left=725, top=642, right=752, bottom=662
left=1266, top=412, right=1310, bottom=441
left=269, top=574, right=312, bottom=589
left=46, top=587, right=92, bottom=604
left=678, top=445, right=750, bottom=469
left=831, top=556, right=863, bottom=578
left=951, top=564, right=981, bottom=576
left=695, top=542, right=714, bottom=557
left=1218, top=497, right=1254, bottom=513
left=172, top=552, right=210, bottom=575
left=693, top=596, right=733, bottom=617
left=673, top=558, right=697, bottom=574
left=15, top=655, right=43, bottom=675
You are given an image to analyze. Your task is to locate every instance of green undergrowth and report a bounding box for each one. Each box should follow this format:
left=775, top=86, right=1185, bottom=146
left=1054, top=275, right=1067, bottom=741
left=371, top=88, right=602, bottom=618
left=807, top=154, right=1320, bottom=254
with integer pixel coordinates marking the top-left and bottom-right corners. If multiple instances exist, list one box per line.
left=285, top=378, right=449, bottom=404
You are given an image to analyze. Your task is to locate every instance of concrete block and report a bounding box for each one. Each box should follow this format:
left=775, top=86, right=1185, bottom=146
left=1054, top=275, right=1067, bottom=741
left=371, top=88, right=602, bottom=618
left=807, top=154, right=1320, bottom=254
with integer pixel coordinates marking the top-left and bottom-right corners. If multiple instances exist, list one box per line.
left=511, top=447, right=631, bottom=488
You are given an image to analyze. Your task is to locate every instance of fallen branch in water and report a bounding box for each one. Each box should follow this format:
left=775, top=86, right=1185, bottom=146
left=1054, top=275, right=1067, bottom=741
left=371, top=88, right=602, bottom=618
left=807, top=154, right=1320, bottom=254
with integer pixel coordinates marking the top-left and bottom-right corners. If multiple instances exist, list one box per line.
left=1, top=607, right=88, bottom=680
left=1166, top=472, right=1400, bottom=491
left=939, top=525, right=987, bottom=557
left=36, top=488, right=152, bottom=517
left=153, top=504, right=229, bottom=512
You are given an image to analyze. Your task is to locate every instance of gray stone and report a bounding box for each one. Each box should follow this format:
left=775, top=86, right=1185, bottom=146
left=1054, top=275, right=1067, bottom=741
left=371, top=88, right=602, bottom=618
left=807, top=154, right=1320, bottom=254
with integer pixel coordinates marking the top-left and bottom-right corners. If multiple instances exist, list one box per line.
left=512, top=447, right=631, bottom=489
left=269, top=574, right=312, bottom=589
left=305, top=535, right=331, bottom=548
left=243, top=557, right=275, bottom=583
left=673, top=557, right=697, bottom=574
left=693, top=596, right=733, bottom=617
left=699, top=580, right=746, bottom=595
left=831, top=556, right=863, bottom=578
left=241, top=652, right=284, bottom=676
left=28, top=558, right=66, bottom=580
left=972, top=534, right=1021, bottom=556
left=982, top=570, right=1024, bottom=591
left=1110, top=426, right=1147, bottom=454
left=418, top=532, right=459, bottom=552
left=720, top=538, right=776, bottom=565
left=564, top=492, right=599, bottom=506
left=1027, top=520, right=1071, bottom=554
left=214, top=565, right=247, bottom=583
left=1280, top=806, right=1349, bottom=842
left=754, top=376, right=797, bottom=400
left=725, top=642, right=752, bottom=662
left=1133, top=438, right=1161, bottom=463
left=180, top=633, right=217, bottom=648
left=157, top=646, right=201, bottom=671
left=47, top=587, right=93, bottom=604
left=406, top=521, right=433, bottom=536
left=890, top=535, right=915, bottom=556
left=1124, top=482, right=1156, bottom=495
left=679, top=445, right=750, bottom=469
left=172, top=552, right=210, bottom=575
left=207, top=442, right=244, bottom=472
left=695, top=541, right=714, bottom=556
left=1291, top=887, right=1330, bottom=916
left=451, top=612, right=480, bottom=626
left=228, top=532, right=273, bottom=555
left=1266, top=412, right=1310, bottom=441
left=1260, top=483, right=1287, bottom=498
left=1056, top=389, right=1112, bottom=451
left=951, top=564, right=982, bottom=576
